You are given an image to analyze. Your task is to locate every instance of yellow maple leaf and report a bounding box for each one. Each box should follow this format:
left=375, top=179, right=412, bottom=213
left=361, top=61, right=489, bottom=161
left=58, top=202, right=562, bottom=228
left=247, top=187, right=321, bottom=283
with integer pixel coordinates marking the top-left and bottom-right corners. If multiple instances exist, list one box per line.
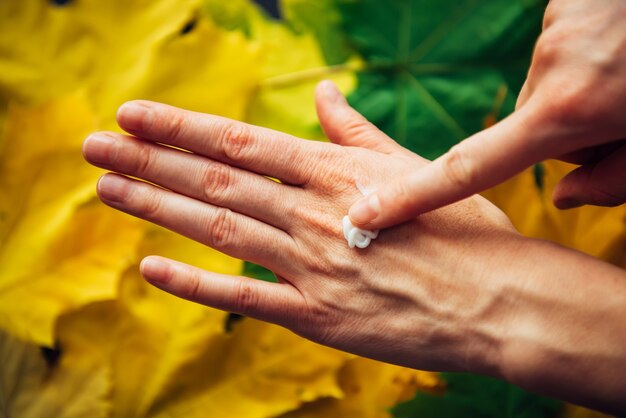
left=482, top=160, right=626, bottom=262
left=0, top=95, right=144, bottom=346
left=0, top=0, right=200, bottom=106
left=2, top=224, right=346, bottom=418
left=150, top=317, right=348, bottom=418
left=108, top=225, right=344, bottom=416
left=93, top=15, right=262, bottom=130
left=75, top=224, right=345, bottom=418
left=246, top=17, right=356, bottom=140
left=204, top=0, right=357, bottom=140
left=279, top=357, right=443, bottom=418
left=1, top=227, right=345, bottom=418
left=107, top=228, right=243, bottom=417
left=0, top=2, right=265, bottom=347
left=0, top=303, right=114, bottom=418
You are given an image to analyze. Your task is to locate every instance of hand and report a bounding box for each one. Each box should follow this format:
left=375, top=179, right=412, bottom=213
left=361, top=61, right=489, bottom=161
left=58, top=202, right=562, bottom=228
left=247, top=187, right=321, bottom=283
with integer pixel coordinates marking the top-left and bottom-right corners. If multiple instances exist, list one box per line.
left=82, top=82, right=626, bottom=414
left=348, top=0, right=626, bottom=230
left=82, top=82, right=518, bottom=375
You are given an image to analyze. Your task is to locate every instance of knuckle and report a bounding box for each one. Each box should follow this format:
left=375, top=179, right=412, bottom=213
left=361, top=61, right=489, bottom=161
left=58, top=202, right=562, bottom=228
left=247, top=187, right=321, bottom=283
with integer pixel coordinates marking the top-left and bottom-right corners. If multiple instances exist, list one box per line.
left=342, top=117, right=375, bottom=139
left=234, top=281, right=258, bottom=315
left=296, top=313, right=338, bottom=344
left=308, top=146, right=350, bottom=188
left=164, top=112, right=187, bottom=143
left=530, top=26, right=606, bottom=126
left=283, top=196, right=301, bottom=221
left=139, top=189, right=164, bottom=219
left=441, top=145, right=475, bottom=190
left=207, top=207, right=234, bottom=249
left=532, top=26, right=567, bottom=69
left=202, top=163, right=232, bottom=203
left=133, top=145, right=157, bottom=177
left=220, top=122, right=251, bottom=163
left=182, top=268, right=202, bottom=300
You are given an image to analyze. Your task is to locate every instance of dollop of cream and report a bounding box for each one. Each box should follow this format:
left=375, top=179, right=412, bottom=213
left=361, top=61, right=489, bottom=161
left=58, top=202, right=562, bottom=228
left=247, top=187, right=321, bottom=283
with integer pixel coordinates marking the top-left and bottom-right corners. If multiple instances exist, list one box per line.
left=342, top=181, right=380, bottom=249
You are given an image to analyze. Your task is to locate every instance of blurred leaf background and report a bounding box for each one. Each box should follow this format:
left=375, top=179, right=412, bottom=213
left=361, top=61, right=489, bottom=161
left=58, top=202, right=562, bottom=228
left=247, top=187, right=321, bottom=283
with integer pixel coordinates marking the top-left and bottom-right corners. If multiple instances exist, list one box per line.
left=0, top=0, right=623, bottom=417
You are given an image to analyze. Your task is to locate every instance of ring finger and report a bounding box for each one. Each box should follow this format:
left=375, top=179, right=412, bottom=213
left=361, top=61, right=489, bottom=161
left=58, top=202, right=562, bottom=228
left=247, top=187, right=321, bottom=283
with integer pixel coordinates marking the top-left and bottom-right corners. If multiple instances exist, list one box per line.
left=96, top=173, right=297, bottom=275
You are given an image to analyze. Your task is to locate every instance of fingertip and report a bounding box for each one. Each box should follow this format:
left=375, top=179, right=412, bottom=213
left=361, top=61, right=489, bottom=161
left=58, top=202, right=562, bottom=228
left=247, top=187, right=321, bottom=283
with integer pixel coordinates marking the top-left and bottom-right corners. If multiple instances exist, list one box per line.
left=82, top=131, right=117, bottom=166
left=316, top=80, right=347, bottom=145
left=316, top=79, right=344, bottom=104
left=96, top=173, right=128, bottom=204
left=552, top=181, right=580, bottom=210
left=348, top=194, right=381, bottom=228
left=140, top=256, right=172, bottom=286
left=553, top=197, right=583, bottom=210
left=116, top=100, right=152, bottom=133
left=551, top=167, right=586, bottom=210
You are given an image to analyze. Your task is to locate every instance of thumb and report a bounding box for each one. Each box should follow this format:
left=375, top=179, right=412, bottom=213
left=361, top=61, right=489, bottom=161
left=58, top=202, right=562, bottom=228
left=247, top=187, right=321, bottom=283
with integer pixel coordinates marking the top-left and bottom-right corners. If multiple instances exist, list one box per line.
left=553, top=142, right=626, bottom=209
left=315, top=80, right=406, bottom=155
left=349, top=106, right=556, bottom=229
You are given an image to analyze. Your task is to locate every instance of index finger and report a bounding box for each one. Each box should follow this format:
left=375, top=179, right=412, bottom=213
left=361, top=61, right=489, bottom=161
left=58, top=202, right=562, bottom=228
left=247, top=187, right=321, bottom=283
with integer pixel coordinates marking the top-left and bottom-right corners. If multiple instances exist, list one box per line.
left=116, top=100, right=323, bottom=185
left=349, top=106, right=562, bottom=229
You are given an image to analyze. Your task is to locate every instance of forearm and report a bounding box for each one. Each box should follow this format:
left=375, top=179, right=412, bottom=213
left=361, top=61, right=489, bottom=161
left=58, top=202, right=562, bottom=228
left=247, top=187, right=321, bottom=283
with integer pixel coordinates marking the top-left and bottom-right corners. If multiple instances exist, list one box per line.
left=490, top=236, right=626, bottom=414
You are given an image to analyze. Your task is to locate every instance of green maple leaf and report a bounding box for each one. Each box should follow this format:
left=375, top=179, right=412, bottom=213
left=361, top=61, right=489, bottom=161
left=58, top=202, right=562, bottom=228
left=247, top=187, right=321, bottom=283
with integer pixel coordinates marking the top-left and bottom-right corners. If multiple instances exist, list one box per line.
left=339, top=0, right=545, bottom=159
left=392, top=373, right=562, bottom=418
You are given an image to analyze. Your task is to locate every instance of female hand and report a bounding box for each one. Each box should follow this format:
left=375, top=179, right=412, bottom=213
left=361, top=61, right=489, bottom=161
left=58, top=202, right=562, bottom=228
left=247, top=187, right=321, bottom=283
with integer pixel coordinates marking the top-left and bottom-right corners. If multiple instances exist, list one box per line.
left=348, top=0, right=626, bottom=230
left=82, top=81, right=518, bottom=374
left=83, top=82, right=626, bottom=414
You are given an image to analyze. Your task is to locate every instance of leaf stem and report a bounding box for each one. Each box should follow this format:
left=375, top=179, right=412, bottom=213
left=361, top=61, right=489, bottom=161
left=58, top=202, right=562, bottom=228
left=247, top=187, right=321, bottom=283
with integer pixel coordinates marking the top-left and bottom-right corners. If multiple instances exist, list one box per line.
left=260, top=61, right=362, bottom=89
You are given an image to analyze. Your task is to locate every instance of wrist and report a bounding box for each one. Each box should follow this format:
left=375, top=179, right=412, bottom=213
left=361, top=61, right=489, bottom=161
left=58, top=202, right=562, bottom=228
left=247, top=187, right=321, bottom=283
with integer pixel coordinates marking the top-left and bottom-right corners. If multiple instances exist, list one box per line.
left=489, top=237, right=626, bottom=414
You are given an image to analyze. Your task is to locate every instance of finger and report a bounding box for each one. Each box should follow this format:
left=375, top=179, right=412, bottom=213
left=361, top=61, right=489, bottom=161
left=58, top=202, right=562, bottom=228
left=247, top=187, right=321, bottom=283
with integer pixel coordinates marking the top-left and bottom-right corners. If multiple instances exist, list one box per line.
left=83, top=132, right=298, bottom=231
left=116, top=100, right=323, bottom=185
left=553, top=143, right=626, bottom=209
left=96, top=173, right=296, bottom=272
left=348, top=106, right=558, bottom=229
left=557, top=140, right=626, bottom=165
left=141, top=256, right=305, bottom=326
left=315, top=80, right=408, bottom=155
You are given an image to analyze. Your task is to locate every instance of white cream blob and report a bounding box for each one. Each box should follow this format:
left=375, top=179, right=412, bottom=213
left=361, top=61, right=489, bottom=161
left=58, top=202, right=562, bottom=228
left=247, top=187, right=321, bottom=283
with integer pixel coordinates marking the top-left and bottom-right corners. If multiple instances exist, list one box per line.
left=342, top=181, right=380, bottom=249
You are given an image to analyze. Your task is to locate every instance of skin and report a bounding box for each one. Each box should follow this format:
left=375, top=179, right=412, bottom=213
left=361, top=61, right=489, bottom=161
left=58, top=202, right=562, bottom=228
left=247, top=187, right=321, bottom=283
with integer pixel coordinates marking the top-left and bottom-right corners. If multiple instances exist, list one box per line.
left=348, top=0, right=626, bottom=230
left=83, top=83, right=626, bottom=415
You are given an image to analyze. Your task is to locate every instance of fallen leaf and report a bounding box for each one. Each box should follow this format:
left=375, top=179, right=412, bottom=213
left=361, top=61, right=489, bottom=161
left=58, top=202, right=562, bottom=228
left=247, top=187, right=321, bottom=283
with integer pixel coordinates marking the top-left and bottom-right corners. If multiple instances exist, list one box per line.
left=0, top=0, right=199, bottom=106
left=482, top=160, right=626, bottom=260
left=279, top=357, right=443, bottom=418
left=0, top=96, right=143, bottom=346
left=0, top=302, right=115, bottom=418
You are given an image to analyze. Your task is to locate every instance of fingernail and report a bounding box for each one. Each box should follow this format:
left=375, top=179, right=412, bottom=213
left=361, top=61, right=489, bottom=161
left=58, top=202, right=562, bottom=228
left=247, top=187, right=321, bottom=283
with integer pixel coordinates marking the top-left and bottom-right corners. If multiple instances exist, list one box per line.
left=349, top=194, right=381, bottom=224
left=320, top=80, right=343, bottom=104
left=141, top=257, right=171, bottom=285
left=83, top=133, right=116, bottom=165
left=97, top=174, right=128, bottom=204
left=555, top=197, right=583, bottom=210
left=117, top=101, right=152, bottom=132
